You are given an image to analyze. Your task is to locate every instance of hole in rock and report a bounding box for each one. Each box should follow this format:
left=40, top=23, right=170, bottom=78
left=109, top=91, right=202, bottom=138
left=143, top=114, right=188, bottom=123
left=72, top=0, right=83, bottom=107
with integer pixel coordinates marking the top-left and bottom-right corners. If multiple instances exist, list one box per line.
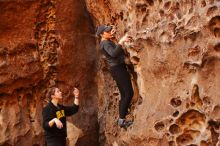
left=141, top=7, right=146, bottom=12
left=173, top=110, right=179, bottom=117
left=170, top=97, right=182, bottom=107
left=214, top=43, right=220, bottom=52
left=169, top=124, right=181, bottom=134
left=135, top=3, right=147, bottom=10
left=131, top=56, right=140, bottom=65
left=176, top=130, right=200, bottom=145
left=208, top=120, right=220, bottom=130
left=176, top=109, right=206, bottom=129
left=159, top=10, right=164, bottom=16
left=154, top=121, right=165, bottom=132
left=211, top=105, right=220, bottom=118
left=190, top=102, right=195, bottom=106
left=166, top=133, right=170, bottom=136
left=113, top=92, right=119, bottom=96
left=209, top=16, right=220, bottom=37
left=189, top=8, right=193, bottom=14
left=214, top=28, right=220, bottom=37
left=201, top=0, right=206, bottom=7
left=206, top=6, right=217, bottom=16
left=164, top=1, right=171, bottom=9
left=146, top=0, right=154, bottom=6
left=137, top=96, right=143, bottom=105
left=168, top=141, right=175, bottom=146
left=203, top=96, right=211, bottom=105
left=191, top=84, right=203, bottom=107
left=119, top=12, right=123, bottom=20
left=169, top=118, right=174, bottom=123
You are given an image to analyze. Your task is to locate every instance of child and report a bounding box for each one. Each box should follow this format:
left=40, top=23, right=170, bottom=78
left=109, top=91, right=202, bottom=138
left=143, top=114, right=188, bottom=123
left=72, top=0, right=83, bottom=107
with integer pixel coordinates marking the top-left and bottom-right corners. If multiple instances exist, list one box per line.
left=42, top=87, right=80, bottom=146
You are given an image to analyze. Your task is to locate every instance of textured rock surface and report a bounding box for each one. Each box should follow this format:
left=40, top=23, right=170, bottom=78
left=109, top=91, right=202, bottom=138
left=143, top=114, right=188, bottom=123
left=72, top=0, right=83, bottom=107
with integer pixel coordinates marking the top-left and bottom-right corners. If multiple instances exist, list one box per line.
left=0, top=1, right=46, bottom=145
left=0, top=0, right=98, bottom=146
left=86, top=0, right=220, bottom=145
left=1, top=0, right=220, bottom=146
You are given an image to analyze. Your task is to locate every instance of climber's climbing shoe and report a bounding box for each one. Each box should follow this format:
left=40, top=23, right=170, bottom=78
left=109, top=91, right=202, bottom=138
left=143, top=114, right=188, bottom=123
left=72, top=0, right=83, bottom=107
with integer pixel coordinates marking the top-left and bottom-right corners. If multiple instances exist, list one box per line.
left=117, top=118, right=133, bottom=128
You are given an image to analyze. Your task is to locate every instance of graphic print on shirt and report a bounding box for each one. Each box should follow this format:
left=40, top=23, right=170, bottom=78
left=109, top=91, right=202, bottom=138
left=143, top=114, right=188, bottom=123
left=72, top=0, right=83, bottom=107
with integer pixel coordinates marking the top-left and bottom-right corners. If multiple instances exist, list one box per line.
left=56, top=110, right=65, bottom=119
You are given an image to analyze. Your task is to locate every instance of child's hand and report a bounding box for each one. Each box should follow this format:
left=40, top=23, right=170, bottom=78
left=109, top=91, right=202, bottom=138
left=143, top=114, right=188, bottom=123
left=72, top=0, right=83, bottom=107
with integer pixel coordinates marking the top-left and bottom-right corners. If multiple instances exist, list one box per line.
left=54, top=118, right=63, bottom=129
left=73, top=88, right=79, bottom=98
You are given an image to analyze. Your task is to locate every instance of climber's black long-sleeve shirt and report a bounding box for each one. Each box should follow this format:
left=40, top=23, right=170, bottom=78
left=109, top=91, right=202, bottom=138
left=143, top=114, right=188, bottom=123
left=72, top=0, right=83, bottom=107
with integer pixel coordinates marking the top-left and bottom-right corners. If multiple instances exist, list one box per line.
left=42, top=101, right=79, bottom=139
left=100, top=40, right=125, bottom=67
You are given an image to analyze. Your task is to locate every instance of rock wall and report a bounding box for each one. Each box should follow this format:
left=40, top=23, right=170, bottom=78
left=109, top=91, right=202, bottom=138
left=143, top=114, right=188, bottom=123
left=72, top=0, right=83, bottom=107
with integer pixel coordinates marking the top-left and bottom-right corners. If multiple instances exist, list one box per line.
left=1, top=0, right=220, bottom=145
left=0, top=0, right=98, bottom=146
left=0, top=1, right=45, bottom=145
left=85, top=0, right=220, bottom=146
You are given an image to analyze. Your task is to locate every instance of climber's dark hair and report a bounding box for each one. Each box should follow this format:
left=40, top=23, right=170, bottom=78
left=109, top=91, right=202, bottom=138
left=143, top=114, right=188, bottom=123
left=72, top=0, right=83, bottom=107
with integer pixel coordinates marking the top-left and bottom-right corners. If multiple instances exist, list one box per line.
left=46, top=87, right=57, bottom=101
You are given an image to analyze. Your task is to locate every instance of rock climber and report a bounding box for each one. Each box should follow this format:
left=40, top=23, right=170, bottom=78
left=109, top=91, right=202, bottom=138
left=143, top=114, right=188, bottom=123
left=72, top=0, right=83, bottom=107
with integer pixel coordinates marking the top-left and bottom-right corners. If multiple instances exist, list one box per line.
left=96, top=25, right=134, bottom=128
left=42, top=87, right=80, bottom=146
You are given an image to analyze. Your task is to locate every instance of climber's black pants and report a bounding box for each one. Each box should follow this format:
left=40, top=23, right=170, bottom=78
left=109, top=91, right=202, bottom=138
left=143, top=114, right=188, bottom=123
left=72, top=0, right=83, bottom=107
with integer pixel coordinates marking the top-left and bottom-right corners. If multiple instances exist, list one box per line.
left=110, top=63, right=134, bottom=119
left=46, top=137, right=66, bottom=146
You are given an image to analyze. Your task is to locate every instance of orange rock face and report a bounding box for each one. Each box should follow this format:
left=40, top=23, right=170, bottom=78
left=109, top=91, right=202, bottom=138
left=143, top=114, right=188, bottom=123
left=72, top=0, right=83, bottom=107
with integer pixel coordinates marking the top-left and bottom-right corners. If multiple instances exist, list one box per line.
left=86, top=0, right=220, bottom=145
left=1, top=0, right=220, bottom=146
left=0, top=0, right=98, bottom=146
left=0, top=2, right=45, bottom=145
